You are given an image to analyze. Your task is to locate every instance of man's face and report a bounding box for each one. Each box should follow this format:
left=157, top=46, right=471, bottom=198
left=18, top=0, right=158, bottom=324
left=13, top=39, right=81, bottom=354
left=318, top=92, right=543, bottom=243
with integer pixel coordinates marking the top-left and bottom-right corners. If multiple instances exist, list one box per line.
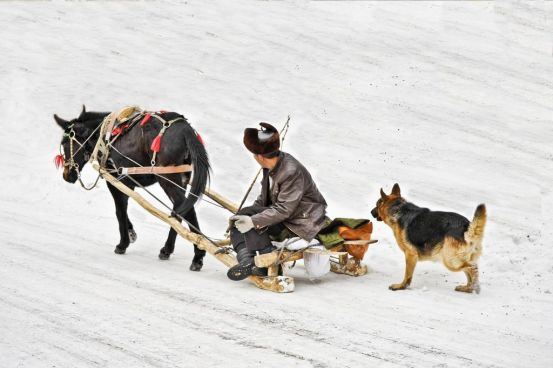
left=253, top=154, right=267, bottom=168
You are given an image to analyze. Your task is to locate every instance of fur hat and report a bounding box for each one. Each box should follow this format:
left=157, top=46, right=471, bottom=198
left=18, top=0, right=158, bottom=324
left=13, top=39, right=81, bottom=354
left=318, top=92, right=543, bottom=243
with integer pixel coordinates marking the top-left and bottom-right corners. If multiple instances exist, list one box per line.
left=243, top=122, right=280, bottom=155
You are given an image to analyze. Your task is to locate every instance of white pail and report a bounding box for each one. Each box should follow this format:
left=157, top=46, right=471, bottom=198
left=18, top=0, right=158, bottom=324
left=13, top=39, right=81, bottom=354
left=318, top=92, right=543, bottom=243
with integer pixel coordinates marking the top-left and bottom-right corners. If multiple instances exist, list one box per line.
left=304, top=247, right=330, bottom=279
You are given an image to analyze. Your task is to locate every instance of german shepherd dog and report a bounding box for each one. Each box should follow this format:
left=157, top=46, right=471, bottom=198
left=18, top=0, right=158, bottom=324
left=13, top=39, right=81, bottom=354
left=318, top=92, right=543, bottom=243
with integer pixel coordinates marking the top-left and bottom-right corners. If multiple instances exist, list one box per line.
left=371, top=184, right=486, bottom=293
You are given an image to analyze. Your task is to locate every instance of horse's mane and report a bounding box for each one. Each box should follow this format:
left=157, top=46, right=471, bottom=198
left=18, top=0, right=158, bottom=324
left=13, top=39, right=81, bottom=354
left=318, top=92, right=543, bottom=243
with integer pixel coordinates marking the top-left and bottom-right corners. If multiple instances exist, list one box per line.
left=80, top=111, right=110, bottom=128
left=83, top=111, right=110, bottom=121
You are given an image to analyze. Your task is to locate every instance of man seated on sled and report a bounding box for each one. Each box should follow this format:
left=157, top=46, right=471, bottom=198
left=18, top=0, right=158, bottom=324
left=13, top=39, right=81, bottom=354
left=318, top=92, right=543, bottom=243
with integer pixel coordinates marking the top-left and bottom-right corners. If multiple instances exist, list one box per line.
left=227, top=122, right=328, bottom=281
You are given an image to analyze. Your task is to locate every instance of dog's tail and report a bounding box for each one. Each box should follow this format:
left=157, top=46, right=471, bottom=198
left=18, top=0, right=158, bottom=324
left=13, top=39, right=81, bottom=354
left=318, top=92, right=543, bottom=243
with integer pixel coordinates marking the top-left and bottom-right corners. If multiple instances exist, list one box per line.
left=465, top=204, right=487, bottom=243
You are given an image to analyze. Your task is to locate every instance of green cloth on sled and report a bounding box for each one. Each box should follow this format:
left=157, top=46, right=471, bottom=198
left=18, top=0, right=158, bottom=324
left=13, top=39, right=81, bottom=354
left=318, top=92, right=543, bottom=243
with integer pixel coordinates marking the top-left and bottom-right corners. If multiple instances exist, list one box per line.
left=316, top=218, right=370, bottom=249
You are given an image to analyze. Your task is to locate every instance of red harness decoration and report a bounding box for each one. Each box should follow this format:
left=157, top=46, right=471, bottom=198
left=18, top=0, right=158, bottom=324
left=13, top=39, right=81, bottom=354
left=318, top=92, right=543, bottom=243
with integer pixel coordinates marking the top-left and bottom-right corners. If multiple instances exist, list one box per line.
left=140, top=113, right=152, bottom=126
left=151, top=134, right=162, bottom=153
left=141, top=111, right=201, bottom=153
left=111, top=123, right=129, bottom=136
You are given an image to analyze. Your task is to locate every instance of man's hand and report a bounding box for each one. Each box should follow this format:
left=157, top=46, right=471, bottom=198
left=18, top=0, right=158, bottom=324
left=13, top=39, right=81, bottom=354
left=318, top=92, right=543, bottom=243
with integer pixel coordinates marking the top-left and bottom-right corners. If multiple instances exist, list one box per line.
left=230, top=215, right=255, bottom=233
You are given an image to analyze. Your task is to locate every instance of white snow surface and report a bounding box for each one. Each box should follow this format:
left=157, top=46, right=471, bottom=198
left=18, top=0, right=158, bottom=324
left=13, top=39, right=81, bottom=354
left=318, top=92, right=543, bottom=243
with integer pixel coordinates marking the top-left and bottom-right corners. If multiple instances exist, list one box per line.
left=1, top=1, right=552, bottom=367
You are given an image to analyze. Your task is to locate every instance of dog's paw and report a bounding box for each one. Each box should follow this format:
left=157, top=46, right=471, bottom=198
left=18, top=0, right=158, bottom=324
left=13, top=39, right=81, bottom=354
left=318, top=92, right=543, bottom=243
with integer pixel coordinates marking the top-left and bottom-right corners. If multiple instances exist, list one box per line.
left=455, top=285, right=474, bottom=293
left=389, top=283, right=407, bottom=291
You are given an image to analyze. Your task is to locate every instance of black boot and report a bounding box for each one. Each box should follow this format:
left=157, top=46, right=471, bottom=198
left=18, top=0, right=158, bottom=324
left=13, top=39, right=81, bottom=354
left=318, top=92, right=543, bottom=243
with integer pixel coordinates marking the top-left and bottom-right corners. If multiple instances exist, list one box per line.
left=227, top=246, right=255, bottom=281
left=227, top=245, right=277, bottom=281
left=248, top=245, right=277, bottom=277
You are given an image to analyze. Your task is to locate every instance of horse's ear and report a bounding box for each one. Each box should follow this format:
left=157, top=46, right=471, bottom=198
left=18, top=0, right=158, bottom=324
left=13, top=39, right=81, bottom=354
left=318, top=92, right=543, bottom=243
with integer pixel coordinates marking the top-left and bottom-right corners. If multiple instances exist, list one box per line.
left=392, top=183, right=401, bottom=196
left=54, top=114, right=69, bottom=129
left=78, top=105, right=86, bottom=120
left=380, top=188, right=387, bottom=199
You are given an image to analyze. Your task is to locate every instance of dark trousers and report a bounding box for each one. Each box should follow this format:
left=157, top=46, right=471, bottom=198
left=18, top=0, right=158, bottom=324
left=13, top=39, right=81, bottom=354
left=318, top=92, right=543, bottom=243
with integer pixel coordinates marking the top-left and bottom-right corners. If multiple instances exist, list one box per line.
left=230, top=206, right=289, bottom=252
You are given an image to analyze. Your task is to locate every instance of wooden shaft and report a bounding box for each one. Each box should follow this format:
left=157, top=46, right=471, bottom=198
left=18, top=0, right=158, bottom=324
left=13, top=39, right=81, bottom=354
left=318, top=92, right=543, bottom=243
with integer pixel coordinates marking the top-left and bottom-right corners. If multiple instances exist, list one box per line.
left=204, top=188, right=239, bottom=214
left=94, top=164, right=237, bottom=266
left=92, top=163, right=287, bottom=291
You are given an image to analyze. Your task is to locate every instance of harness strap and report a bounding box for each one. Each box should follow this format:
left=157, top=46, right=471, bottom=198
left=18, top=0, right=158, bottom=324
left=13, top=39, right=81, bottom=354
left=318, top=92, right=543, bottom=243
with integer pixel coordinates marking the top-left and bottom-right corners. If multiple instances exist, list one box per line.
left=150, top=116, right=186, bottom=165
left=118, top=164, right=193, bottom=176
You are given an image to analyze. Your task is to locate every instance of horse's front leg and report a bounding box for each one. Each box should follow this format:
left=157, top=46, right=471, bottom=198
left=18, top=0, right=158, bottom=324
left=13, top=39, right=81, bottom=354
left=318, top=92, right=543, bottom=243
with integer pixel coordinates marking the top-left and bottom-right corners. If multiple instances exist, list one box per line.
left=107, top=182, right=132, bottom=254
left=159, top=227, right=178, bottom=260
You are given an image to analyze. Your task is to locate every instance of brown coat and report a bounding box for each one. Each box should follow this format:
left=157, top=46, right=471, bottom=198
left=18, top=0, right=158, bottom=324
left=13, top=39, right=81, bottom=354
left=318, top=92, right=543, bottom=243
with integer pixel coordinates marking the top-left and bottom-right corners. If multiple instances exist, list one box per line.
left=250, top=152, right=327, bottom=241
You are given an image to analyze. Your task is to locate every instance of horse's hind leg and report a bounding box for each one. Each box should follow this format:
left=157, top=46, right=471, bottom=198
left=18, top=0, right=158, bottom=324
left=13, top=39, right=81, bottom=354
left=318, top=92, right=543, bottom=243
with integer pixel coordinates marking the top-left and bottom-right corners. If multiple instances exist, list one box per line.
left=183, top=207, right=206, bottom=271
left=127, top=216, right=137, bottom=243
left=158, top=209, right=205, bottom=271
left=157, top=175, right=205, bottom=271
left=157, top=175, right=186, bottom=261
left=107, top=182, right=132, bottom=254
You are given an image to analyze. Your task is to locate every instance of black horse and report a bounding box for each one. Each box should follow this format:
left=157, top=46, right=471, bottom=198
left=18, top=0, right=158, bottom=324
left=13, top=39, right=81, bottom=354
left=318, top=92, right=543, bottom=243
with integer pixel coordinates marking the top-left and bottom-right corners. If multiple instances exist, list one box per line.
left=54, top=105, right=210, bottom=271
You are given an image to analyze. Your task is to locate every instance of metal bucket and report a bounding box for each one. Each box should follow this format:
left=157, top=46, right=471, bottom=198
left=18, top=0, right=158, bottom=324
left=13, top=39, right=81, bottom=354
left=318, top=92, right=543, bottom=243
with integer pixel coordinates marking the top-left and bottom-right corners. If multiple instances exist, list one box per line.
left=303, top=247, right=330, bottom=280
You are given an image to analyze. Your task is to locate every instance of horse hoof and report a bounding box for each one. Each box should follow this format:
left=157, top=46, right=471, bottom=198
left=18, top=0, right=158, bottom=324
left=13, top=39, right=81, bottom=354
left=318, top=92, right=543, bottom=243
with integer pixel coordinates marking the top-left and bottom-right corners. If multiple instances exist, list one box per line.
left=128, top=229, right=137, bottom=243
left=158, top=252, right=170, bottom=260
left=189, top=261, right=203, bottom=272
left=114, top=246, right=126, bottom=255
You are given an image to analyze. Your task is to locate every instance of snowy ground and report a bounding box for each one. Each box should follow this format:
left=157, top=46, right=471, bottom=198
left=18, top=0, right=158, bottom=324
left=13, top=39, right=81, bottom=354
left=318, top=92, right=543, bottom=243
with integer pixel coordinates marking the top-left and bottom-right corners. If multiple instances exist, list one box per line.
left=1, top=1, right=552, bottom=367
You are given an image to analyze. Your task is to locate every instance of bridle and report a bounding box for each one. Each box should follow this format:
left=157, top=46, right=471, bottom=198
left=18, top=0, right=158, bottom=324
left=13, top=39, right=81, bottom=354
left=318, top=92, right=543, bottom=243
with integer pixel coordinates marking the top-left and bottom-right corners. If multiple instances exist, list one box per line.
left=59, top=123, right=101, bottom=190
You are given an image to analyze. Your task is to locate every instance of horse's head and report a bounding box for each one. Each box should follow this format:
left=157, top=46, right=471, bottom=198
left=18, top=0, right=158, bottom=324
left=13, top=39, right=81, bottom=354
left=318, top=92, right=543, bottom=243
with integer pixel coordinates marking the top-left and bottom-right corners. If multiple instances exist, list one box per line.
left=54, top=105, right=102, bottom=183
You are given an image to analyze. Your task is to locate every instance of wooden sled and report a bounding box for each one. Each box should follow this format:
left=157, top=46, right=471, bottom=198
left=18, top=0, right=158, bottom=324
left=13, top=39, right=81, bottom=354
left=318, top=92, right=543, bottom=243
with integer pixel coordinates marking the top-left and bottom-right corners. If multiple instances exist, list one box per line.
left=254, top=239, right=378, bottom=278
left=93, top=163, right=376, bottom=293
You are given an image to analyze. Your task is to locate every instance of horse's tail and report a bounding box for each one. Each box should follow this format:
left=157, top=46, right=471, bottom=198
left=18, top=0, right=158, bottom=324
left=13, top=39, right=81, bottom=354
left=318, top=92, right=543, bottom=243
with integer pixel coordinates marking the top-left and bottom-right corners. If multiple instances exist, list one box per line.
left=175, top=121, right=211, bottom=217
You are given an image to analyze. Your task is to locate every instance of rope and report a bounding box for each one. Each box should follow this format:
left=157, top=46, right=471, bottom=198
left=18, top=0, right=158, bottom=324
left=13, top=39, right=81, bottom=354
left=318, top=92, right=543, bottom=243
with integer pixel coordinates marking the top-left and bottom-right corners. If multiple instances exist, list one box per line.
left=72, top=121, right=103, bottom=157
left=77, top=172, right=102, bottom=191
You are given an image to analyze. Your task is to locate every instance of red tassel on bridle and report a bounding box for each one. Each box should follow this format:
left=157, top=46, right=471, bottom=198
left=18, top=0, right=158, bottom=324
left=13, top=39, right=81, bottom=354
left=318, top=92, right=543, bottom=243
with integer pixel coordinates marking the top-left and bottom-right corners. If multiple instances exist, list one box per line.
left=54, top=154, right=64, bottom=169
left=151, top=134, right=162, bottom=153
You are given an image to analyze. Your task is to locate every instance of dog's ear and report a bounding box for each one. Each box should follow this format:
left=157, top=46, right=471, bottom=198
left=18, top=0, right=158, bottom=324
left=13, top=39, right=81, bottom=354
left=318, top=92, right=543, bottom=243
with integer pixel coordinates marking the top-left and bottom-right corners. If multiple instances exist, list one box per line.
left=380, top=188, right=387, bottom=199
left=392, top=183, right=401, bottom=196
